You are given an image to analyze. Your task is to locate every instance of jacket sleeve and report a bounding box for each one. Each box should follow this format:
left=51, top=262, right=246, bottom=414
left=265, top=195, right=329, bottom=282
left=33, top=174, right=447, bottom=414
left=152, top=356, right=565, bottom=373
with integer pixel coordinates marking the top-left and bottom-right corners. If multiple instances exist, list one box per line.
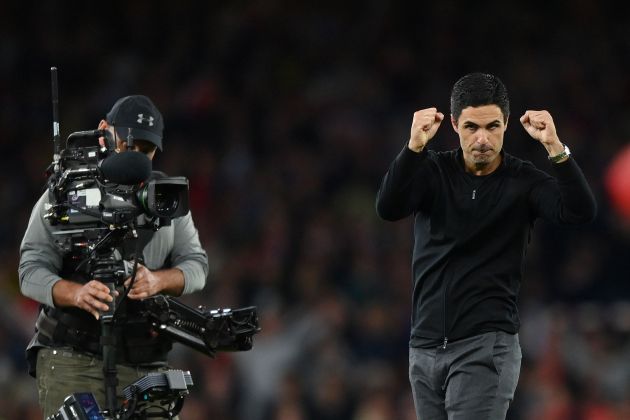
left=18, top=193, right=64, bottom=307
left=170, top=211, right=209, bottom=295
left=375, top=146, right=435, bottom=221
left=529, top=157, right=597, bottom=225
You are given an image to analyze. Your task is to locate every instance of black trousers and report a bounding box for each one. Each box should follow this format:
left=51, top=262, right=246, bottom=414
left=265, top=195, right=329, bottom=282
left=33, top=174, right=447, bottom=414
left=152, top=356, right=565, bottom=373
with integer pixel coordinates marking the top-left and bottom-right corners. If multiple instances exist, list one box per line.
left=409, top=331, right=522, bottom=420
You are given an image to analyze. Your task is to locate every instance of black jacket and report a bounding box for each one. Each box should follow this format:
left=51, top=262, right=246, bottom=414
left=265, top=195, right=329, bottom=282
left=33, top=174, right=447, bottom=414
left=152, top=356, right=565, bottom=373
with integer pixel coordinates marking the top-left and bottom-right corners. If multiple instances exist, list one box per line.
left=376, top=146, right=596, bottom=348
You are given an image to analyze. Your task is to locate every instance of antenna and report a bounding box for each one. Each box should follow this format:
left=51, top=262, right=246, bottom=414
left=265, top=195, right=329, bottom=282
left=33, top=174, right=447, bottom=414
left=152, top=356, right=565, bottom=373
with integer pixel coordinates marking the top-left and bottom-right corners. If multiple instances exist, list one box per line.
left=51, top=67, right=61, bottom=162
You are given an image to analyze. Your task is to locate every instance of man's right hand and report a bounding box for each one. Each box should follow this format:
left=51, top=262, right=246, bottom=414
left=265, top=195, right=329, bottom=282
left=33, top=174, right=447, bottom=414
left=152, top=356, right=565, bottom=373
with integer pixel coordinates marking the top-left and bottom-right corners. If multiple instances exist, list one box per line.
left=52, top=279, right=114, bottom=320
left=408, top=107, right=444, bottom=153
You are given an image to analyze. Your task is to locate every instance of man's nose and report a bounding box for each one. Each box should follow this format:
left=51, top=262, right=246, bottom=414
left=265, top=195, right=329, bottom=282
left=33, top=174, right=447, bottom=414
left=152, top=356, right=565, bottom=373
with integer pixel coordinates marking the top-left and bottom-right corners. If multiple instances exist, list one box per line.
left=475, top=129, right=490, bottom=144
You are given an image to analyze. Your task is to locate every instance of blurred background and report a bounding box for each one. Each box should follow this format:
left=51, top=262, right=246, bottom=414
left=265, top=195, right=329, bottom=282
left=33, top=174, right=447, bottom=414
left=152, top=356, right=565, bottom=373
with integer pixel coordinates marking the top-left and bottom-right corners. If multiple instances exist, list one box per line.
left=1, top=1, right=629, bottom=419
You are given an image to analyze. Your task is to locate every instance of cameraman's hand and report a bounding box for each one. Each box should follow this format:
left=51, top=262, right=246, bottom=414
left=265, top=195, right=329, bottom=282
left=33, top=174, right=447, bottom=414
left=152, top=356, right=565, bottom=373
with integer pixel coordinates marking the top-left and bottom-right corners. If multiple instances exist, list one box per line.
left=52, top=279, right=115, bottom=320
left=124, top=264, right=185, bottom=299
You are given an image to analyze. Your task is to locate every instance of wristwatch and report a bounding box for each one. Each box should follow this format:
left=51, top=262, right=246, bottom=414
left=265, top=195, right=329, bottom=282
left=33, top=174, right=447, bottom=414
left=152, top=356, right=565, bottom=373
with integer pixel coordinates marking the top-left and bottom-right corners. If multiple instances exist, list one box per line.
left=548, top=144, right=571, bottom=163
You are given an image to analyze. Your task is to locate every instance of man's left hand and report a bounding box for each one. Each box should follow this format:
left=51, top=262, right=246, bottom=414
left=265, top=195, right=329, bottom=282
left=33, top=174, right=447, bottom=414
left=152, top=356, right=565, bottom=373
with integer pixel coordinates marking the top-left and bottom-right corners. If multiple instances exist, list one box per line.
left=124, top=264, right=185, bottom=298
left=124, top=264, right=162, bottom=299
left=520, top=110, right=565, bottom=157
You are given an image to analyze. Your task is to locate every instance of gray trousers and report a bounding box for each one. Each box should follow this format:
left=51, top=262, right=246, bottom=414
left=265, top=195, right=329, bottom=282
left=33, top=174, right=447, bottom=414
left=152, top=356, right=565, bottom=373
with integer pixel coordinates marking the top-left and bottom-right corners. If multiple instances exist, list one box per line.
left=409, top=331, right=521, bottom=420
left=36, top=347, right=178, bottom=419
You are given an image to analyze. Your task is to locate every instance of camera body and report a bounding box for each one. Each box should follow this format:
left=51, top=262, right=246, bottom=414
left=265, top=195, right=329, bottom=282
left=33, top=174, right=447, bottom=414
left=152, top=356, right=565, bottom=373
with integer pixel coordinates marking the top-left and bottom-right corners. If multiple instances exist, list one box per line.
left=44, top=130, right=190, bottom=283
left=46, top=130, right=189, bottom=231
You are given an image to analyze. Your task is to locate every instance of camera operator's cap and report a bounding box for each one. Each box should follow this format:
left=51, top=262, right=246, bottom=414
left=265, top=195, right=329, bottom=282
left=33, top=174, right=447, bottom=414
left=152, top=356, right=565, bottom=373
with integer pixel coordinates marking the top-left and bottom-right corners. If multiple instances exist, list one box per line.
left=106, top=95, right=164, bottom=151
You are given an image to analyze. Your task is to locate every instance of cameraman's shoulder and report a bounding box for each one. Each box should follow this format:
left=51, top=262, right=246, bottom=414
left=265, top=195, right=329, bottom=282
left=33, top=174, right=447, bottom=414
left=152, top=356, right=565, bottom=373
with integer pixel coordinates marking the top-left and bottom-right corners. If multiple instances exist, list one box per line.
left=32, top=191, right=52, bottom=213
left=174, top=211, right=194, bottom=225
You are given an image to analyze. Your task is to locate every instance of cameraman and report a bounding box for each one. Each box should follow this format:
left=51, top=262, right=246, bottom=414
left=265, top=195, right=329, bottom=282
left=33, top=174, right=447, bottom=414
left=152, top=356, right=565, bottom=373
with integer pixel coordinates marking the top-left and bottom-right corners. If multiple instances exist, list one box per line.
left=19, top=95, right=209, bottom=418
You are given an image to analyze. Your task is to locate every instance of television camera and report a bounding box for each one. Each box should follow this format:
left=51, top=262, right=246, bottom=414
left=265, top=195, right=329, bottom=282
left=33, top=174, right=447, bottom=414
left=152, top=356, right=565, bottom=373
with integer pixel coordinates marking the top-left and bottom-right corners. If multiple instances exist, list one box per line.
left=44, top=68, right=260, bottom=419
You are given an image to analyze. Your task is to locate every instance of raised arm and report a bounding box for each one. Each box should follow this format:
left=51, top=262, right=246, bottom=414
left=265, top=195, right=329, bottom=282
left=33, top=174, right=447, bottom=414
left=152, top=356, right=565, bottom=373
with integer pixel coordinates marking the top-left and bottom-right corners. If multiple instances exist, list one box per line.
left=521, top=110, right=596, bottom=224
left=376, top=108, right=443, bottom=221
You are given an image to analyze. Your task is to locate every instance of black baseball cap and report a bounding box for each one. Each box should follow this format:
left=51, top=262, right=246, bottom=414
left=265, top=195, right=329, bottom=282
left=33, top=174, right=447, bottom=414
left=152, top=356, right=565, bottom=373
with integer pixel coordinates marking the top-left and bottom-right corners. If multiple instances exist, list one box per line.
left=106, top=95, right=164, bottom=151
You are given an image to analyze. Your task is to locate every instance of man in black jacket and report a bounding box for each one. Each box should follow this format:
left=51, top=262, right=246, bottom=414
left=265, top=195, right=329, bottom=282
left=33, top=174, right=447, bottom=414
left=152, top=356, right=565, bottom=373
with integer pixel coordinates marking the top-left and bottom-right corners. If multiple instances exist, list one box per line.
left=375, top=73, right=596, bottom=419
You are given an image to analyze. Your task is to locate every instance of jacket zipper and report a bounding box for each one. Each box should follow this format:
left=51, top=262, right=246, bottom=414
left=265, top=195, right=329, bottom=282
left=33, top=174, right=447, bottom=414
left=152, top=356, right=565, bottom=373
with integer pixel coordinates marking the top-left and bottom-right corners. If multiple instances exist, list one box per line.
left=443, top=186, right=479, bottom=348
left=442, top=186, right=479, bottom=350
left=442, top=274, right=448, bottom=349
left=442, top=188, right=477, bottom=349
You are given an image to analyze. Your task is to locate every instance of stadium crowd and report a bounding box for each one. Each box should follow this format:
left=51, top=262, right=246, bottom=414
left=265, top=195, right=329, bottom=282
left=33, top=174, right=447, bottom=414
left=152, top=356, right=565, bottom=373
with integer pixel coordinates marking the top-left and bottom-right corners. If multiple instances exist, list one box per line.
left=1, top=2, right=629, bottom=419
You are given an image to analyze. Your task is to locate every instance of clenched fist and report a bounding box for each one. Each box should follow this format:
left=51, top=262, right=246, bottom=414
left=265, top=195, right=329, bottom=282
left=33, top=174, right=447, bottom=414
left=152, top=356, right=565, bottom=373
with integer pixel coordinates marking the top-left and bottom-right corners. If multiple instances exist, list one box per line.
left=520, top=110, right=565, bottom=157
left=408, top=108, right=445, bottom=153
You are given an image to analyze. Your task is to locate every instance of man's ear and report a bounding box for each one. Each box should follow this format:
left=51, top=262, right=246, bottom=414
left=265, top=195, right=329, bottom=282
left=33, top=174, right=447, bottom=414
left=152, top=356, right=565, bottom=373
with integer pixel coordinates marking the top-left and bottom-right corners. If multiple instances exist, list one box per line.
left=116, top=139, right=127, bottom=152
left=451, top=114, right=459, bottom=133
left=97, top=120, right=112, bottom=149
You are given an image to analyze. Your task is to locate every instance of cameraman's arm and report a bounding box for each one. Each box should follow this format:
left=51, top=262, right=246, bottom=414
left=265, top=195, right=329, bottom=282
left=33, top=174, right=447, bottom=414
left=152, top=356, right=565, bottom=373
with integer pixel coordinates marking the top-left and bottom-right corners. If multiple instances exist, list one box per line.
left=169, top=211, right=209, bottom=294
left=125, top=212, right=208, bottom=299
left=19, top=193, right=113, bottom=319
left=125, top=266, right=186, bottom=299
left=19, top=193, right=64, bottom=307
left=52, top=279, right=112, bottom=320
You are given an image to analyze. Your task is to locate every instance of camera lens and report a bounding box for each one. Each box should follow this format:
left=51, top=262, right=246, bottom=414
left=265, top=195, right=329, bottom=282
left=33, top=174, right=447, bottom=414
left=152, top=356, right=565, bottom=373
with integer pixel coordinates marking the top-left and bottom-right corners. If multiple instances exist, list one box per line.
left=155, top=190, right=178, bottom=214
left=135, top=176, right=188, bottom=219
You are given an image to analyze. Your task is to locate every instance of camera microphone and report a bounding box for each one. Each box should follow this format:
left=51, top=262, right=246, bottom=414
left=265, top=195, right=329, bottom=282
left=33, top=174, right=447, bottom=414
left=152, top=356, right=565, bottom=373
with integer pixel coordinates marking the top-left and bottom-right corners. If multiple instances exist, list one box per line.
left=99, top=151, right=152, bottom=185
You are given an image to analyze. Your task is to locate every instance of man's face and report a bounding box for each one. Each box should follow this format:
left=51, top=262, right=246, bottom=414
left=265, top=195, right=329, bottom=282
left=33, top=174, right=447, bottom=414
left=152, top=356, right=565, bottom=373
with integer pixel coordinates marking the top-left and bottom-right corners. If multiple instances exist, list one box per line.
left=451, top=104, right=507, bottom=175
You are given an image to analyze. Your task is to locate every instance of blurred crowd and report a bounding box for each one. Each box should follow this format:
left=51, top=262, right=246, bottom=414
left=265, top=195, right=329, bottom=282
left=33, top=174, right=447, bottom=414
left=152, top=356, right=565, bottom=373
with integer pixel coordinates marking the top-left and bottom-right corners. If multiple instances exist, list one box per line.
left=1, top=1, right=629, bottom=419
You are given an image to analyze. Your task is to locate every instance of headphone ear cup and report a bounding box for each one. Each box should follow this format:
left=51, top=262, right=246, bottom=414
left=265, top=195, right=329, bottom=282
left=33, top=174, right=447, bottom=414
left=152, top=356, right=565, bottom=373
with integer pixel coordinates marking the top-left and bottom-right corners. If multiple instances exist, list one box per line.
left=105, top=105, right=119, bottom=151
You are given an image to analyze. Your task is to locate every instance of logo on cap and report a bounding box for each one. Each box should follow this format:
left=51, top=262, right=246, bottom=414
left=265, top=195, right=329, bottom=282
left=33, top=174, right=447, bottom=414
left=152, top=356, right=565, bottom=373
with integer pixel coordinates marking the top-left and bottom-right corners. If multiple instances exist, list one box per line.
left=137, top=114, right=155, bottom=126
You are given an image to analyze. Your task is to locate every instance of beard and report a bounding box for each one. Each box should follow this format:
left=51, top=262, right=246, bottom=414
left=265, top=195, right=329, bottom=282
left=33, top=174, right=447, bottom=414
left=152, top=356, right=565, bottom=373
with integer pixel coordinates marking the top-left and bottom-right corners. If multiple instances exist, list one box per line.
left=474, top=160, right=490, bottom=170
left=471, top=146, right=495, bottom=170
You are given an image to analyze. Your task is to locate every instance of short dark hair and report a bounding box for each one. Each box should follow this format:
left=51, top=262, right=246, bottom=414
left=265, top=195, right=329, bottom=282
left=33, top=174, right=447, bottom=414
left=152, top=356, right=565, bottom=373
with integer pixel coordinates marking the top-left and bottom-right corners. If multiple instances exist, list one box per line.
left=450, top=73, right=509, bottom=122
